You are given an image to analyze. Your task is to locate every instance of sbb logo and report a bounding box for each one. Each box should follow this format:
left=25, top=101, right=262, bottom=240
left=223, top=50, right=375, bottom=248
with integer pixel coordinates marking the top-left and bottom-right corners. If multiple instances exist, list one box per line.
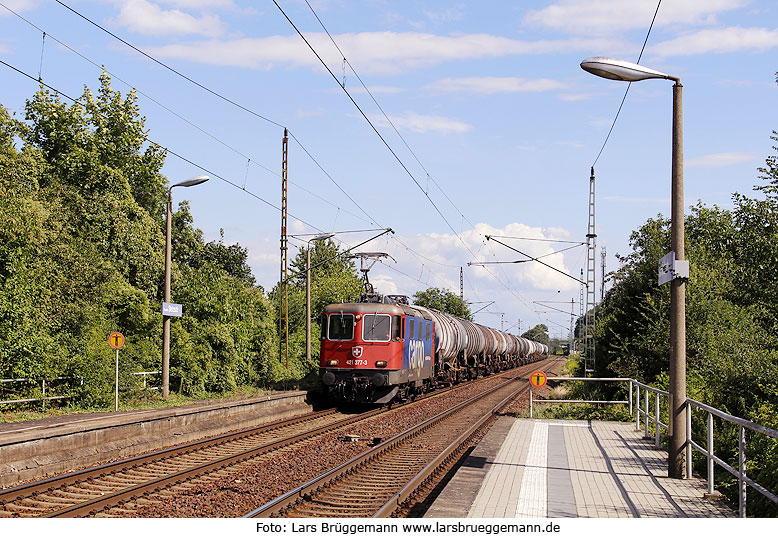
left=351, top=346, right=363, bottom=358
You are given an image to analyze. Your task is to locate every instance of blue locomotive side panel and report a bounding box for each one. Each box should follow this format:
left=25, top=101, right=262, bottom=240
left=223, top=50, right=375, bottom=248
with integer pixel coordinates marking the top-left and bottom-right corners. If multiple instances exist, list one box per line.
left=403, top=316, right=433, bottom=370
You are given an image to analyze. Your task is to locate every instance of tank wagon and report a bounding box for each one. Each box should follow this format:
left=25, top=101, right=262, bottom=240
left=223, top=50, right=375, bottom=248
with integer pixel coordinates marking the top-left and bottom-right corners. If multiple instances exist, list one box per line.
left=319, top=294, right=548, bottom=403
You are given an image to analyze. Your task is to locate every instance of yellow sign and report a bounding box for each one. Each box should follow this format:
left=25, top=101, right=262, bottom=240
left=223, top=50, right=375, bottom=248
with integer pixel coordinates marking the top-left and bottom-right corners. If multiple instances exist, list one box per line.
left=529, top=370, right=547, bottom=388
left=109, top=331, right=125, bottom=350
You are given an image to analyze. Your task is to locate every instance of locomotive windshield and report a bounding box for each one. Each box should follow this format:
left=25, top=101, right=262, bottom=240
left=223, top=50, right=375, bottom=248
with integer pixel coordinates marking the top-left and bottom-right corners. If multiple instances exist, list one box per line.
left=363, top=314, right=391, bottom=342
left=328, top=313, right=354, bottom=340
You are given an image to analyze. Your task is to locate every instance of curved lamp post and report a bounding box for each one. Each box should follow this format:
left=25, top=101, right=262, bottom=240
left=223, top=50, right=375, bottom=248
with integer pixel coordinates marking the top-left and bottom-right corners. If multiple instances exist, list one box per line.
left=581, top=57, right=687, bottom=479
left=163, top=174, right=209, bottom=398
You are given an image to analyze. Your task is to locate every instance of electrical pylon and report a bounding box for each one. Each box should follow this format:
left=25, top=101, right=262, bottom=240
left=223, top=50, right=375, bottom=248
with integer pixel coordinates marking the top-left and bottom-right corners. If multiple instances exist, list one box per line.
left=584, top=167, right=597, bottom=375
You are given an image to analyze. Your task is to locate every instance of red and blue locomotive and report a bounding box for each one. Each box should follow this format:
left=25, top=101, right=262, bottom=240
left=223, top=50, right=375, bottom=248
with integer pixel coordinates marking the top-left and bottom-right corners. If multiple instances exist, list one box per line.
left=319, top=294, right=547, bottom=403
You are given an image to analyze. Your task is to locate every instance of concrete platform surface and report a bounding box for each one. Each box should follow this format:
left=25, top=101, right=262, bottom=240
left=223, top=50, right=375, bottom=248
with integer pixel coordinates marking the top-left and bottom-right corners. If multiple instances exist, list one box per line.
left=426, top=417, right=735, bottom=518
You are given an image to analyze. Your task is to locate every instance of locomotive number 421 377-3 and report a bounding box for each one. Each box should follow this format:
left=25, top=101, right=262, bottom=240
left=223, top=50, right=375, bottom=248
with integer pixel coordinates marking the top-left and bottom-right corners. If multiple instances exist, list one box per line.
left=345, top=359, right=368, bottom=366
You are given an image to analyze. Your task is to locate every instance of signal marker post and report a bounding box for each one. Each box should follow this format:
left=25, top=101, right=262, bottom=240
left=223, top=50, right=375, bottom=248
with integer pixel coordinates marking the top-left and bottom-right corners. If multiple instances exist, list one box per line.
left=109, top=332, right=125, bottom=411
left=529, top=370, right=547, bottom=418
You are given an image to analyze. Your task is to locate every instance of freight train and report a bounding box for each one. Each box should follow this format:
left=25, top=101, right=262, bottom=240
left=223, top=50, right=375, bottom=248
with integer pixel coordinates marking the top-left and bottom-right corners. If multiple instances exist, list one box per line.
left=319, top=293, right=548, bottom=404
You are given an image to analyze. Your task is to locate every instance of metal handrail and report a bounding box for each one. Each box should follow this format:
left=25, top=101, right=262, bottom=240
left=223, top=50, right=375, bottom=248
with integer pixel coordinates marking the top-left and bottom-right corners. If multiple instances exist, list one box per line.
left=0, top=376, right=83, bottom=408
left=685, top=397, right=778, bottom=517
left=130, top=371, right=161, bottom=390
left=532, top=375, right=778, bottom=517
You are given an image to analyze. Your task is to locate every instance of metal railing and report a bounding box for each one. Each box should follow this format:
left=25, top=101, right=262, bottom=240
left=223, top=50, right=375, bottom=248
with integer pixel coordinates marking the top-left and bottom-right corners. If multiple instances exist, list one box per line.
left=529, top=376, right=778, bottom=516
left=130, top=371, right=161, bottom=390
left=685, top=397, right=778, bottom=517
left=0, top=377, right=83, bottom=408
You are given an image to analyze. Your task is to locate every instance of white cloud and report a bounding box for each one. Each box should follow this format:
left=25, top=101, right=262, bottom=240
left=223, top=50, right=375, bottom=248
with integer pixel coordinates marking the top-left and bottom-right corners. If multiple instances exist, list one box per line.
left=524, top=0, right=750, bottom=36
left=425, top=77, right=567, bottom=95
left=113, top=0, right=226, bottom=37
left=0, top=0, right=38, bottom=16
left=385, top=223, right=580, bottom=297
left=423, top=5, right=465, bottom=24
left=558, top=92, right=598, bottom=102
left=652, top=26, right=778, bottom=56
left=369, top=274, right=399, bottom=295
left=687, top=151, right=761, bottom=167
left=146, top=32, right=625, bottom=75
left=376, top=112, right=471, bottom=134
left=161, top=0, right=235, bottom=8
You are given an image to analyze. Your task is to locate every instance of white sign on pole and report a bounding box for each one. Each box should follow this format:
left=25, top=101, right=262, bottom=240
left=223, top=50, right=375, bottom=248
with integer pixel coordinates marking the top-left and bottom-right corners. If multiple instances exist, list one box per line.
left=659, top=252, right=675, bottom=286
left=659, top=251, right=690, bottom=285
left=162, top=302, right=183, bottom=317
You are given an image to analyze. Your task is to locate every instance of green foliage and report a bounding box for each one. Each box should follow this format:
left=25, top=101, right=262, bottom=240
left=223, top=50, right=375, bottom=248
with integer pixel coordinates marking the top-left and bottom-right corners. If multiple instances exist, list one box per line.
left=522, top=324, right=550, bottom=345
left=412, top=287, right=473, bottom=320
left=0, top=75, right=280, bottom=407
left=276, top=239, right=363, bottom=375
left=587, top=135, right=778, bottom=515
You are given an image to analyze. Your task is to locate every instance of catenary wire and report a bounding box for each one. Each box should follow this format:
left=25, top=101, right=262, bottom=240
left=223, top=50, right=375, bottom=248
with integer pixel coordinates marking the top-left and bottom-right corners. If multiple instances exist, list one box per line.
left=0, top=58, right=326, bottom=232
left=0, top=1, right=375, bottom=229
left=47, top=0, right=538, bottom=315
left=591, top=0, right=662, bottom=167
left=275, top=0, right=535, bottom=311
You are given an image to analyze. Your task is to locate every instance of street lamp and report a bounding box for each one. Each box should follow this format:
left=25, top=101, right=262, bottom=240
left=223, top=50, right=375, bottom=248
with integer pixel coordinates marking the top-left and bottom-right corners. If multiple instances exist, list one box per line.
left=581, top=56, right=686, bottom=479
left=306, top=233, right=335, bottom=363
left=163, top=174, right=209, bottom=399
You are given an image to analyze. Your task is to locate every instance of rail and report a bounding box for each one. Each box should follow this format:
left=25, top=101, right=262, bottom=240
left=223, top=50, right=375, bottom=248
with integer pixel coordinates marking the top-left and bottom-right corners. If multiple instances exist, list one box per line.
left=531, top=376, right=778, bottom=517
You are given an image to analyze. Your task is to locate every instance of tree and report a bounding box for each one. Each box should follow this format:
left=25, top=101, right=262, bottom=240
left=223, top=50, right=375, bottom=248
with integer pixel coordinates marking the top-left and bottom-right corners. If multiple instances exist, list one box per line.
left=271, top=240, right=363, bottom=374
left=522, top=324, right=549, bottom=345
left=412, top=287, right=473, bottom=320
left=0, top=75, right=279, bottom=403
left=590, top=138, right=778, bottom=514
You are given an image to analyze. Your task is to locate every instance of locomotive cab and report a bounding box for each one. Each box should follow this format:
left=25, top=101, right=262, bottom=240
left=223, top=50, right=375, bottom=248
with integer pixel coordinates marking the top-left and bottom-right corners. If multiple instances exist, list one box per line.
left=319, top=301, right=434, bottom=404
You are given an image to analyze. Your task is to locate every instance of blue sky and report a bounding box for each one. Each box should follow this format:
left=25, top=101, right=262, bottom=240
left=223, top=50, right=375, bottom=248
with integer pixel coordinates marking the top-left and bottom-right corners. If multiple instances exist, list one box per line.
left=2, top=0, right=777, bottom=339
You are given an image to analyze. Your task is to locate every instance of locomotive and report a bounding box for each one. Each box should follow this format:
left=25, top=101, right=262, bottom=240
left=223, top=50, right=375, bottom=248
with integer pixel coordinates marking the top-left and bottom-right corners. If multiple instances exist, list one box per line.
left=319, top=293, right=548, bottom=404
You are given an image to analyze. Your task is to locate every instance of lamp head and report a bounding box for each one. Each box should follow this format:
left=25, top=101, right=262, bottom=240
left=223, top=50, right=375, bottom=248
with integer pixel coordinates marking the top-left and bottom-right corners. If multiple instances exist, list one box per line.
left=580, top=57, right=677, bottom=82
left=170, top=175, right=210, bottom=190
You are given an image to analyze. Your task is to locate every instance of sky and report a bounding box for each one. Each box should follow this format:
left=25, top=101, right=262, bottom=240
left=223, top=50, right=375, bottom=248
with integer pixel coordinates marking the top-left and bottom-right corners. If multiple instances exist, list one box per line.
left=1, top=0, right=777, bottom=340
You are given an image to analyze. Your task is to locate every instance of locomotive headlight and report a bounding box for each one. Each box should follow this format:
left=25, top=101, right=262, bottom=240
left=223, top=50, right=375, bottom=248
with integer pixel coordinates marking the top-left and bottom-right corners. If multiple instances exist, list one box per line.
left=375, top=361, right=387, bottom=368
left=355, top=314, right=361, bottom=320
left=326, top=360, right=339, bottom=367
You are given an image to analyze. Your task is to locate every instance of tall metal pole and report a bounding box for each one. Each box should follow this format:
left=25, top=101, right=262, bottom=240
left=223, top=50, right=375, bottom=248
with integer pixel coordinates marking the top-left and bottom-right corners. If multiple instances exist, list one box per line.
left=669, top=81, right=687, bottom=478
left=306, top=243, right=312, bottom=364
left=460, top=267, right=463, bottom=301
left=162, top=191, right=172, bottom=399
left=584, top=167, right=597, bottom=374
left=280, top=129, right=289, bottom=371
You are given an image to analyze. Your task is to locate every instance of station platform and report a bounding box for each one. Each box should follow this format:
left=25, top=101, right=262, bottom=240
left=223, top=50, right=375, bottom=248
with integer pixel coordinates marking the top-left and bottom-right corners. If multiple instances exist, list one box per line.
left=425, top=417, right=736, bottom=518
left=0, top=391, right=312, bottom=488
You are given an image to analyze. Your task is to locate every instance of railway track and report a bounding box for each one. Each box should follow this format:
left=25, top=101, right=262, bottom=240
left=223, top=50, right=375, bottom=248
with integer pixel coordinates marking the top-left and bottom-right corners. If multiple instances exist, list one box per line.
left=245, top=365, right=543, bottom=518
left=0, top=407, right=373, bottom=517
left=0, top=363, right=546, bottom=518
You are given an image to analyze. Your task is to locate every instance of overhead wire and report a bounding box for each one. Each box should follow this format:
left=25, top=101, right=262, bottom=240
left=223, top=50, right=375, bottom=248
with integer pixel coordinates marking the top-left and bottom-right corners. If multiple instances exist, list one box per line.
left=0, top=58, right=326, bottom=232
left=43, top=0, right=547, bottom=316
left=279, top=0, right=536, bottom=312
left=0, top=1, right=375, bottom=230
left=591, top=0, right=662, bottom=167
left=5, top=1, right=469, bottom=302
left=49, top=0, right=383, bottom=231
